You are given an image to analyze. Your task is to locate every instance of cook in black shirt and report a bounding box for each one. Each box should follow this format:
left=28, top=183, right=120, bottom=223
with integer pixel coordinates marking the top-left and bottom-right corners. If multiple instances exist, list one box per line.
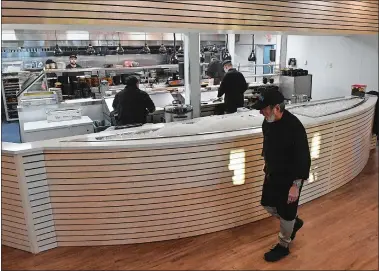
left=59, top=55, right=83, bottom=96
left=252, top=89, right=311, bottom=262
left=66, top=54, right=82, bottom=69
left=217, top=60, right=247, bottom=114
left=112, top=76, right=155, bottom=125
left=207, top=57, right=224, bottom=85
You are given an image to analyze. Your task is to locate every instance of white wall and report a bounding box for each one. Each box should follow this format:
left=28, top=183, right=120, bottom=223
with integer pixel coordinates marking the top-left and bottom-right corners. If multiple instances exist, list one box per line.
left=286, top=35, right=378, bottom=101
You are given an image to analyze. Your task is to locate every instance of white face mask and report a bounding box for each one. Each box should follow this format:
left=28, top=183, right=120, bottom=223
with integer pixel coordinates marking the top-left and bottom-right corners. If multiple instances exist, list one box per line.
left=224, top=68, right=229, bottom=73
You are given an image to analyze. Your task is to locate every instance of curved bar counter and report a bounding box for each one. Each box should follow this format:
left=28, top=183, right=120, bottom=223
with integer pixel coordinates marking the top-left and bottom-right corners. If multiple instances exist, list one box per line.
left=1, top=96, right=377, bottom=254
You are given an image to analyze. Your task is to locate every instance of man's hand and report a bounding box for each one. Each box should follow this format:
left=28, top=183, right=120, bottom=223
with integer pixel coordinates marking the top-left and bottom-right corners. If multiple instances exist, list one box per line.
left=288, top=185, right=299, bottom=204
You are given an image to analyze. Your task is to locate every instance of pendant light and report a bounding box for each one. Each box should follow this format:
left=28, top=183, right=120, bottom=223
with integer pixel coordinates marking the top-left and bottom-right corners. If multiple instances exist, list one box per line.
left=102, top=40, right=109, bottom=56
left=54, top=31, right=63, bottom=57
left=211, top=44, right=217, bottom=53
left=248, top=34, right=256, bottom=62
left=86, top=33, right=96, bottom=55
left=116, top=32, right=124, bottom=55
left=159, top=33, right=167, bottom=54
left=222, top=34, right=232, bottom=61
left=178, top=34, right=184, bottom=54
left=169, top=33, right=179, bottom=64
left=141, top=33, right=151, bottom=54
left=86, top=44, right=95, bottom=55
left=200, top=53, right=205, bottom=63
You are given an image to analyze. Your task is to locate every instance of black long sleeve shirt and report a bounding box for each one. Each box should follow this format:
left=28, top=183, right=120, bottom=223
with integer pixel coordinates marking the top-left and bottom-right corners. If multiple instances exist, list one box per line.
left=207, top=59, right=225, bottom=81
left=112, top=86, right=155, bottom=125
left=217, top=68, right=247, bottom=113
left=262, top=110, right=311, bottom=185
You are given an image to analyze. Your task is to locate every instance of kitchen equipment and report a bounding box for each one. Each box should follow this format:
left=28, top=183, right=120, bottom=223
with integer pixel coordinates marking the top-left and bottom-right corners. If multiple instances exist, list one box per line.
left=280, top=74, right=312, bottom=101
left=263, top=77, right=268, bottom=84
left=164, top=101, right=193, bottom=123
left=269, top=78, right=274, bottom=84
left=281, top=69, right=288, bottom=76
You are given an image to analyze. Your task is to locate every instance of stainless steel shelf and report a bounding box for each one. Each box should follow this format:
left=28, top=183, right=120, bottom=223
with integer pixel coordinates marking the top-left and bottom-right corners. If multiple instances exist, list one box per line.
left=2, top=76, right=20, bottom=80
left=2, top=76, right=21, bottom=121
left=44, top=64, right=178, bottom=74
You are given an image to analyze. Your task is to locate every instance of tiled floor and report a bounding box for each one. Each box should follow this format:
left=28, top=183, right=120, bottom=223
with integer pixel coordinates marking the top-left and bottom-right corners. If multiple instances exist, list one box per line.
left=1, top=121, right=21, bottom=143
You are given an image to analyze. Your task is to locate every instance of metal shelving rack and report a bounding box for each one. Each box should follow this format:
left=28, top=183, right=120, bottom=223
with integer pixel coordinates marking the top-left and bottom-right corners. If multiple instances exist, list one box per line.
left=2, top=73, right=20, bottom=121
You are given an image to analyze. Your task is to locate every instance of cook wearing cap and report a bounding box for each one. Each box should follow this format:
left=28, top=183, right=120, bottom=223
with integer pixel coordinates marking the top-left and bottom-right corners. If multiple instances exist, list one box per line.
left=206, top=57, right=225, bottom=85
left=217, top=60, right=247, bottom=114
left=66, top=54, right=82, bottom=69
left=253, top=88, right=311, bottom=262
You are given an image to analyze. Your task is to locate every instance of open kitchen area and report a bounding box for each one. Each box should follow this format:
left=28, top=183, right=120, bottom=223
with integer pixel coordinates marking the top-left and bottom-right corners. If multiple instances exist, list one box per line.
left=2, top=29, right=314, bottom=143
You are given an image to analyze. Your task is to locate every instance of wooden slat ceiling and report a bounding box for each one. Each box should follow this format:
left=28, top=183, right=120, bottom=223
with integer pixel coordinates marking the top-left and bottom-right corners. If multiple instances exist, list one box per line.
left=2, top=0, right=378, bottom=34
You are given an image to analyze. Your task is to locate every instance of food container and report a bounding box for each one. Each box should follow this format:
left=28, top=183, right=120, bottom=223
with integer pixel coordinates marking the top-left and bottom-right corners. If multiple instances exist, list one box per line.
left=351, top=84, right=367, bottom=97
left=91, top=76, right=99, bottom=87
left=85, top=75, right=92, bottom=87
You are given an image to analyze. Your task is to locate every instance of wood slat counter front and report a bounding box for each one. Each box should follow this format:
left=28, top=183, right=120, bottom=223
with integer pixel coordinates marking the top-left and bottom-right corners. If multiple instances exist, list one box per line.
left=2, top=0, right=378, bottom=34
left=2, top=96, right=377, bottom=254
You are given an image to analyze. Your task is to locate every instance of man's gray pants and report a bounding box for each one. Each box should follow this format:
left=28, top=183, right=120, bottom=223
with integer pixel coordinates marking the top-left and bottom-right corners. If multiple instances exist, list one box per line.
left=263, top=206, right=296, bottom=248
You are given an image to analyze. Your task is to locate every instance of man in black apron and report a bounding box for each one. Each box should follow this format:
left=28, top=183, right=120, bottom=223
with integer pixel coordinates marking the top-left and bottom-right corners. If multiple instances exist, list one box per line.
left=253, top=89, right=311, bottom=262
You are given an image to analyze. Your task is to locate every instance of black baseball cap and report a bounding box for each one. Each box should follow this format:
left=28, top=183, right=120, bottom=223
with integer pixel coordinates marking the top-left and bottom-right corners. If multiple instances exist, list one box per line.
left=222, top=60, right=232, bottom=66
left=252, top=89, right=284, bottom=110
left=69, top=54, right=77, bottom=59
left=125, top=75, right=140, bottom=86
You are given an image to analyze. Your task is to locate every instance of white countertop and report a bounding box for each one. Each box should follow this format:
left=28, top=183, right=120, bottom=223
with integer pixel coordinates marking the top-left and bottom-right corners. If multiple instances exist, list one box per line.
left=3, top=95, right=377, bottom=154
left=24, top=116, right=93, bottom=132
